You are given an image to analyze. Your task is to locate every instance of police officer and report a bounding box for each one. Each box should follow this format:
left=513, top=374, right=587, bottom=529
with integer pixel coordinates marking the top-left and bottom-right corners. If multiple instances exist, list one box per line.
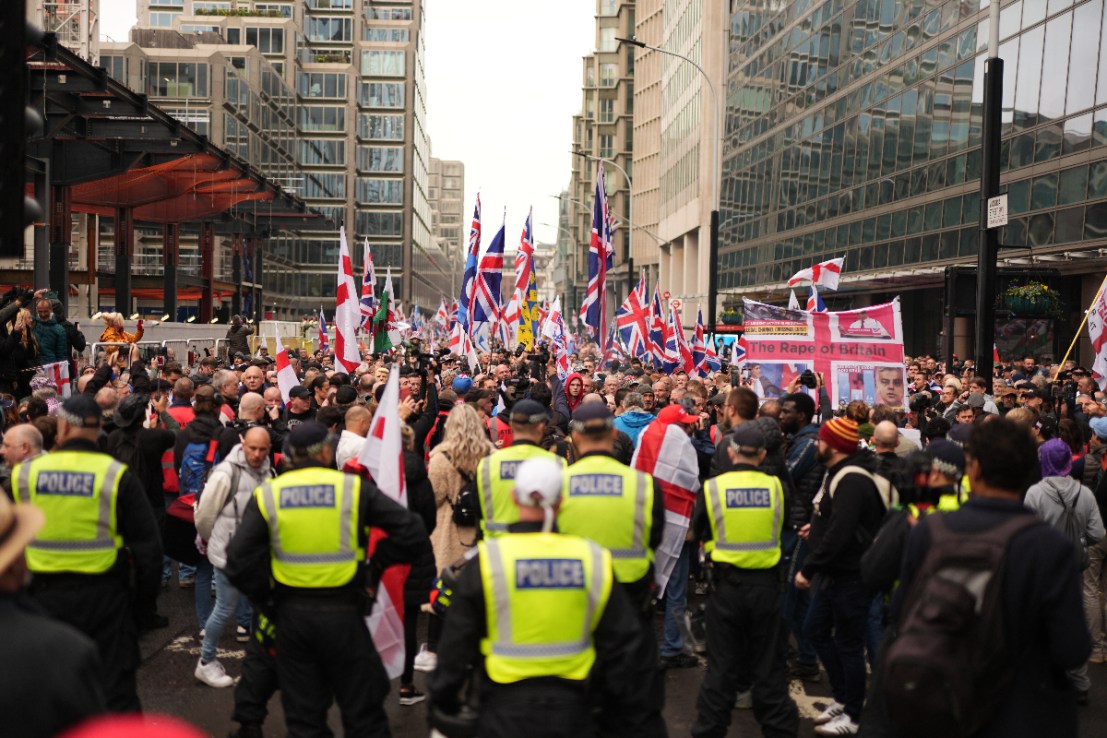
left=428, top=457, right=665, bottom=738
left=692, top=424, right=799, bottom=738
left=224, top=421, right=427, bottom=737
left=476, top=398, right=565, bottom=537
left=11, top=394, right=162, bottom=712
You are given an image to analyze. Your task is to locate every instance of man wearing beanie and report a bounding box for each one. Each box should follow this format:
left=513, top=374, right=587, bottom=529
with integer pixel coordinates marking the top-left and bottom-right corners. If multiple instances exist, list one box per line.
left=794, top=415, right=889, bottom=735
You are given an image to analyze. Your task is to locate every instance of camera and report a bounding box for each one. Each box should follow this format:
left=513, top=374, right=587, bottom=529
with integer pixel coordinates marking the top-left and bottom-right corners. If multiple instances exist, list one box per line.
left=799, top=370, right=818, bottom=389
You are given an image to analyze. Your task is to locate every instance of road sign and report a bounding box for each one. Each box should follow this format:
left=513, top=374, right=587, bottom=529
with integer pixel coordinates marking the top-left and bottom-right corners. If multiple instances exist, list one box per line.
left=662, top=291, right=671, bottom=300
left=987, top=194, right=1008, bottom=229
left=670, top=298, right=683, bottom=312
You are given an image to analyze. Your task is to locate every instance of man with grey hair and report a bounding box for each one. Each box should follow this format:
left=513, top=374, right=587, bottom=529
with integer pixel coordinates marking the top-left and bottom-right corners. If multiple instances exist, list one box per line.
left=614, top=391, right=656, bottom=447
left=0, top=424, right=44, bottom=490
left=212, top=369, right=240, bottom=424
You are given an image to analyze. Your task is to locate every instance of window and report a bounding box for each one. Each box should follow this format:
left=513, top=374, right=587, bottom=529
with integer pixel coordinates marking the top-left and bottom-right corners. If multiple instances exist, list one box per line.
left=361, top=50, right=405, bottom=76
left=356, top=178, right=404, bottom=204
left=299, top=106, right=346, bottom=131
left=302, top=173, right=346, bottom=199
left=357, top=212, right=404, bottom=236
left=245, top=27, right=284, bottom=54
left=305, top=16, right=353, bottom=43
left=365, top=7, right=412, bottom=20
left=599, top=97, right=614, bottom=122
left=358, top=82, right=404, bottom=107
left=357, top=113, right=404, bottom=140
left=599, top=27, right=617, bottom=52
left=149, top=12, right=178, bottom=26
left=307, top=0, right=353, bottom=8
left=600, top=63, right=617, bottom=87
left=225, top=27, right=241, bottom=44
left=297, top=72, right=347, bottom=98
left=357, top=146, right=404, bottom=173
left=362, top=27, right=410, bottom=42
left=145, top=62, right=209, bottom=97
left=599, top=0, right=617, bottom=15
left=599, top=134, right=614, bottom=159
left=193, top=1, right=230, bottom=10
left=298, top=139, right=346, bottom=166
left=102, top=55, right=126, bottom=83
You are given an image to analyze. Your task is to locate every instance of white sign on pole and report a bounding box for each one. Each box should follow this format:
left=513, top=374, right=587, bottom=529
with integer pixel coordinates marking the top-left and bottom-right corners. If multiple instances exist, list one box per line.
left=987, top=194, right=1008, bottom=229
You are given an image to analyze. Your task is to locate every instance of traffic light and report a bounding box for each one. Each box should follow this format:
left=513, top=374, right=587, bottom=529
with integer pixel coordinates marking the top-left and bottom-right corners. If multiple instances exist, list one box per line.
left=0, top=0, right=44, bottom=257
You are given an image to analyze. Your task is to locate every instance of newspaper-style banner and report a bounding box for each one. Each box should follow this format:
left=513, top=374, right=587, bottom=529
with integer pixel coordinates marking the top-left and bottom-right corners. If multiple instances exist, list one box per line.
left=741, top=298, right=906, bottom=409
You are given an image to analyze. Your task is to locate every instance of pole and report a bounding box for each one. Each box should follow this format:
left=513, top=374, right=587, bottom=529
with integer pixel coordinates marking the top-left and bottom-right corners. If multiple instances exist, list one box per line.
left=1053, top=274, right=1107, bottom=381
left=974, top=1, right=1002, bottom=382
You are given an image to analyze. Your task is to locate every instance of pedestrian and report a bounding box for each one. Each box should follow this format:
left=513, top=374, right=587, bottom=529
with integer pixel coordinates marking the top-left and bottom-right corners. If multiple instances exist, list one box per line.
left=32, top=298, right=68, bottom=366
left=2, top=308, right=39, bottom=399
left=97, top=312, right=143, bottom=367
left=692, top=424, right=799, bottom=738
left=0, top=491, right=108, bottom=738
left=428, top=457, right=665, bottom=738
left=794, top=416, right=888, bottom=735
left=194, top=427, right=274, bottom=688
left=11, top=394, right=162, bottom=712
left=225, top=315, right=253, bottom=361
left=224, top=421, right=427, bottom=737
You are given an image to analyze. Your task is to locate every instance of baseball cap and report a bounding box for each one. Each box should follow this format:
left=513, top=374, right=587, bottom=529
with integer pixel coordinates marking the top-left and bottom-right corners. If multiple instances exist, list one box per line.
left=657, top=404, right=699, bottom=425
left=509, top=398, right=548, bottom=425
left=1090, top=416, right=1107, bottom=440
left=59, top=394, right=102, bottom=429
left=452, top=376, right=473, bottom=394
left=288, top=385, right=311, bottom=400
left=569, top=402, right=614, bottom=431
left=334, top=385, right=358, bottom=406
left=512, top=457, right=564, bottom=508
left=729, top=423, right=766, bottom=453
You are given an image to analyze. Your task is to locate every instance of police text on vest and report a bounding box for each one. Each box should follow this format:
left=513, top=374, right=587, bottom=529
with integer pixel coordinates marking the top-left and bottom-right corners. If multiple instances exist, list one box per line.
left=725, top=488, right=771, bottom=508
left=568, top=474, right=623, bottom=497
left=500, top=460, right=521, bottom=479
left=36, top=471, right=96, bottom=497
left=515, top=558, right=585, bottom=589
left=280, top=485, right=337, bottom=508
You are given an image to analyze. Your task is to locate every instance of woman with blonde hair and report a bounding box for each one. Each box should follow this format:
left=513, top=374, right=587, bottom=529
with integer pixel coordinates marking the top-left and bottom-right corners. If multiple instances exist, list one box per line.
left=99, top=312, right=144, bottom=364
left=1, top=308, right=39, bottom=398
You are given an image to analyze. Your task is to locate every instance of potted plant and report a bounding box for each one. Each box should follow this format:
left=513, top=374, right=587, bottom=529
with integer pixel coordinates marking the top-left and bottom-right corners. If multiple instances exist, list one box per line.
left=1000, top=282, right=1063, bottom=318
left=721, top=307, right=742, bottom=325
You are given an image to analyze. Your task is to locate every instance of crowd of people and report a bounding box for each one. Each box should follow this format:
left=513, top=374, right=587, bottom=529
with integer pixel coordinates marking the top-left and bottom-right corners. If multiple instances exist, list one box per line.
left=0, top=312, right=1101, bottom=737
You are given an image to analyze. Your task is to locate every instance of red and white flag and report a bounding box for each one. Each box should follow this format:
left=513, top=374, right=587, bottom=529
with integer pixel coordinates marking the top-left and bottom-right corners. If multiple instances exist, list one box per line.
left=273, top=333, right=299, bottom=403
left=358, top=367, right=409, bottom=680
left=1089, top=284, right=1107, bottom=389
left=334, top=226, right=362, bottom=373
left=788, top=256, right=845, bottom=291
left=631, top=418, right=700, bottom=595
left=40, top=361, right=71, bottom=398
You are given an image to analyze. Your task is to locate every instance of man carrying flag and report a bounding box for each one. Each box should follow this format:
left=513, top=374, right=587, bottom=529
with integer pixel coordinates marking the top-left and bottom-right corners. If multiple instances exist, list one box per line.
left=224, top=417, right=427, bottom=737
left=273, top=333, right=300, bottom=403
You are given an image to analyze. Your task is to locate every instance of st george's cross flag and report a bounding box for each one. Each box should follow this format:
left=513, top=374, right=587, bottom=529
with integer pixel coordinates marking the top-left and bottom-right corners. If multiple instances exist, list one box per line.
left=1088, top=282, right=1107, bottom=389
left=334, top=226, right=362, bottom=373
left=357, top=367, right=409, bottom=680
left=39, top=361, right=71, bottom=398
left=632, top=417, right=701, bottom=596
left=273, top=333, right=299, bottom=403
left=789, top=256, right=845, bottom=291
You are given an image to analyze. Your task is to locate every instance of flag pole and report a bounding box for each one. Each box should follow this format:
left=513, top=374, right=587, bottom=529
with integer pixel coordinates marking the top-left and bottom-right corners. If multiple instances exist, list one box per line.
left=1053, top=273, right=1107, bottom=381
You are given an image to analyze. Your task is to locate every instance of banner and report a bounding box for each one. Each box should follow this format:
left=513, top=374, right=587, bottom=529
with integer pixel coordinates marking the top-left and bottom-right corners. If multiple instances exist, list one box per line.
left=741, top=298, right=906, bottom=410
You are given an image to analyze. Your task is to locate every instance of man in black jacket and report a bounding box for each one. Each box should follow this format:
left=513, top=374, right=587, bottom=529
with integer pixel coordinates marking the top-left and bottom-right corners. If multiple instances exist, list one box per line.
left=794, top=416, right=885, bottom=735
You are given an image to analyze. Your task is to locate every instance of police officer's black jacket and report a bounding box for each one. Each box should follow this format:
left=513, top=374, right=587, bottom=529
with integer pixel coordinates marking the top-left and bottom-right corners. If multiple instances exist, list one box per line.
left=427, top=521, right=659, bottom=723
left=223, top=459, right=429, bottom=603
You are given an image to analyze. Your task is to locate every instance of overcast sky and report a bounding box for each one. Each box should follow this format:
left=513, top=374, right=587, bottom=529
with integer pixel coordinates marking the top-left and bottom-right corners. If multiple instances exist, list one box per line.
left=99, top=0, right=596, bottom=247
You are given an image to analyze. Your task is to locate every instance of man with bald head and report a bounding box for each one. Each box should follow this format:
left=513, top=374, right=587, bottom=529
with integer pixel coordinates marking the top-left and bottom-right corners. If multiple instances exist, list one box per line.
left=168, top=377, right=196, bottom=428
left=241, top=366, right=267, bottom=396
left=221, top=390, right=285, bottom=462
left=0, top=424, right=44, bottom=489
left=872, top=420, right=908, bottom=489
left=336, top=405, right=372, bottom=470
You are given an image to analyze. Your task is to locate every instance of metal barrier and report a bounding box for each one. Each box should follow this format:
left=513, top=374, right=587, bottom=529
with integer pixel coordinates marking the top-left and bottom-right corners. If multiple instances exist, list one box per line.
left=214, top=338, right=228, bottom=360
left=161, top=339, right=189, bottom=364
left=186, top=338, right=217, bottom=367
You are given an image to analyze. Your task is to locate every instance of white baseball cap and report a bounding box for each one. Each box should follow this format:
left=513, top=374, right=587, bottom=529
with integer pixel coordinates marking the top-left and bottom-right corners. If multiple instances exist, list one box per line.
left=512, top=457, right=564, bottom=508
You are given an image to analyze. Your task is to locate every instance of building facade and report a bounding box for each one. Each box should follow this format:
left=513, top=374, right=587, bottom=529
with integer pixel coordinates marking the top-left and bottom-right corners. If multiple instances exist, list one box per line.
left=723, top=0, right=1107, bottom=359
left=428, top=156, right=465, bottom=296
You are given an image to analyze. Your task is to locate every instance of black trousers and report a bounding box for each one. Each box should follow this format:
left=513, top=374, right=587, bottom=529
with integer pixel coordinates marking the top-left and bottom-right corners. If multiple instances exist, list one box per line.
left=692, top=568, right=798, bottom=738
left=31, top=576, right=140, bottom=713
left=275, top=598, right=391, bottom=738
left=479, top=681, right=595, bottom=738
left=232, top=616, right=280, bottom=728
left=400, top=601, right=419, bottom=686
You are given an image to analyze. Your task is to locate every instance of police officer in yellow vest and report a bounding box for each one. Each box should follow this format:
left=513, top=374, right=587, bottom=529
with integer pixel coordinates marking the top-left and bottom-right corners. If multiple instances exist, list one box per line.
left=692, top=424, right=799, bottom=738
left=224, top=421, right=427, bottom=738
left=476, top=398, right=565, bottom=537
left=11, top=393, right=162, bottom=713
left=428, top=457, right=667, bottom=738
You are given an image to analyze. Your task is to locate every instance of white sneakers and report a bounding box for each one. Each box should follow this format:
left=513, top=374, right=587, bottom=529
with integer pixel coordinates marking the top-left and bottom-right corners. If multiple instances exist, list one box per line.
left=413, top=643, right=437, bottom=673
left=813, top=701, right=844, bottom=725
left=815, top=712, right=859, bottom=736
left=236, top=625, right=249, bottom=642
left=195, top=658, right=235, bottom=688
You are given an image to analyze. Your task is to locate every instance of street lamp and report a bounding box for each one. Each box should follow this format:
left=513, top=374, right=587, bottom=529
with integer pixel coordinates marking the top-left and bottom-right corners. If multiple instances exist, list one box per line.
left=571, top=149, right=635, bottom=296
left=974, top=1, right=1003, bottom=380
left=617, top=35, right=721, bottom=330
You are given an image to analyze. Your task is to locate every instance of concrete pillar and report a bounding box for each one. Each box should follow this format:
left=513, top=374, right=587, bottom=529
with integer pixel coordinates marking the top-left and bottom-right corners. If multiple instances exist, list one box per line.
left=199, top=221, right=215, bottom=323
left=113, top=207, right=133, bottom=316
left=954, top=316, right=972, bottom=363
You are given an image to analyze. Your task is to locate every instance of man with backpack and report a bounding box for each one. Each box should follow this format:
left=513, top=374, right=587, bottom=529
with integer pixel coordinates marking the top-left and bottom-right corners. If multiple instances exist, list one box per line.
left=881, top=419, right=1090, bottom=737
left=794, top=416, right=888, bottom=736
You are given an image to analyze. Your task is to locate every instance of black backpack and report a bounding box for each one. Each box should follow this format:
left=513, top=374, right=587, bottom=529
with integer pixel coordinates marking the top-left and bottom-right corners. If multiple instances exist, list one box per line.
left=444, top=452, right=479, bottom=528
left=880, top=513, right=1040, bottom=738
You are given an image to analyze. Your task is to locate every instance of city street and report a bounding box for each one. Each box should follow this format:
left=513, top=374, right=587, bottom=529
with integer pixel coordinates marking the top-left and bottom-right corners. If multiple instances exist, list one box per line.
left=137, top=582, right=1107, bottom=737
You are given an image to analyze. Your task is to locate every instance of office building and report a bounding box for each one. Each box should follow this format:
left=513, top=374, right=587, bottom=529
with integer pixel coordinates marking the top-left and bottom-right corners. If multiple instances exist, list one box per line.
left=428, top=156, right=465, bottom=296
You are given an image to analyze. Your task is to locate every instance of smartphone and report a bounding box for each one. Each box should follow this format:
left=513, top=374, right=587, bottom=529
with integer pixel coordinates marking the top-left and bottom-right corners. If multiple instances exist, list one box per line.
left=44, top=290, right=58, bottom=300
left=399, top=387, right=412, bottom=402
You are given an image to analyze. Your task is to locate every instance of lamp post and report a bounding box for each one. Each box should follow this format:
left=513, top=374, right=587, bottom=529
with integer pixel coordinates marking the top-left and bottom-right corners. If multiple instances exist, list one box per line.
left=572, top=149, right=636, bottom=296
left=617, top=34, right=720, bottom=330
left=975, top=1, right=1002, bottom=380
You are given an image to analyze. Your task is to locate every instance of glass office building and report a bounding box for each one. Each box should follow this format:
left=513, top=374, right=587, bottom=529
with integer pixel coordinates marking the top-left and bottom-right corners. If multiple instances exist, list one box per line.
left=722, top=0, right=1107, bottom=354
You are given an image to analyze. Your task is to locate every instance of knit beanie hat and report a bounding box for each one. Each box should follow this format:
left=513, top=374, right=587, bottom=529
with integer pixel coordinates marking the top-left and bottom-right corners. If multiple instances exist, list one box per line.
left=1038, top=437, right=1073, bottom=478
left=818, top=416, right=860, bottom=455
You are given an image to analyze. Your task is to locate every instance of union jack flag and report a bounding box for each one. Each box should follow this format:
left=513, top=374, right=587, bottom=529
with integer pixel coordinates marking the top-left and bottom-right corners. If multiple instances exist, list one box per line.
left=318, top=307, right=330, bottom=351
left=615, top=271, right=650, bottom=359
left=806, top=285, right=827, bottom=312
left=580, top=163, right=613, bottom=345
left=473, top=217, right=505, bottom=326
left=457, top=194, right=481, bottom=334
left=603, top=327, right=625, bottom=366
left=435, top=299, right=449, bottom=327
left=664, top=305, right=694, bottom=375
left=647, top=285, right=668, bottom=369
left=359, top=238, right=376, bottom=328
left=705, top=340, right=722, bottom=372
left=691, top=306, right=707, bottom=377
left=730, top=335, right=747, bottom=364
left=541, top=297, right=570, bottom=380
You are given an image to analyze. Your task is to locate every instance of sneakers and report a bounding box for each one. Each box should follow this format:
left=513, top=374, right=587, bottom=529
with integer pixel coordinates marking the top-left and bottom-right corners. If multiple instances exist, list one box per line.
left=236, top=625, right=249, bottom=643
left=813, top=701, right=845, bottom=725
left=195, top=658, right=235, bottom=688
left=734, top=690, right=753, bottom=709
left=815, top=713, right=859, bottom=735
left=659, top=652, right=699, bottom=669
left=413, top=644, right=437, bottom=673
left=398, top=686, right=427, bottom=706
left=789, top=660, right=822, bottom=682
left=179, top=577, right=196, bottom=589
left=1089, top=646, right=1106, bottom=664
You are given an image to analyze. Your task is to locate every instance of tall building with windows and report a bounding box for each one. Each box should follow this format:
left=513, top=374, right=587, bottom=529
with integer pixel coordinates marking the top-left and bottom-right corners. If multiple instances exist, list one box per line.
left=129, top=0, right=448, bottom=309
left=568, top=0, right=637, bottom=315
left=723, top=0, right=1107, bottom=358
left=428, top=157, right=465, bottom=296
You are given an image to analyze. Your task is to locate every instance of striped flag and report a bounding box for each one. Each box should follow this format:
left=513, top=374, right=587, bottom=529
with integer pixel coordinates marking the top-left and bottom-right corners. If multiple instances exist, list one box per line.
left=359, top=237, right=376, bottom=328
left=435, top=299, right=449, bottom=327
left=335, top=226, right=362, bottom=373
left=273, top=333, right=299, bottom=403
left=358, top=367, right=409, bottom=680
left=580, top=162, right=612, bottom=345
left=806, top=285, right=827, bottom=312
left=473, top=217, right=505, bottom=327
left=457, top=194, right=481, bottom=335
left=317, top=307, right=329, bottom=352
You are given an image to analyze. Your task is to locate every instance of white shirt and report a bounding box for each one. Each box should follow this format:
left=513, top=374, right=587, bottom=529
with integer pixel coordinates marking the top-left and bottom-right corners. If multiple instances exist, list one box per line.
left=336, top=429, right=367, bottom=469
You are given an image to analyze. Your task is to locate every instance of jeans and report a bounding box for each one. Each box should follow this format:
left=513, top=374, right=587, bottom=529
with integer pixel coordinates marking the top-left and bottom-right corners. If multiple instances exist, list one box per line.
left=804, top=574, right=870, bottom=721
left=202, top=569, right=251, bottom=663
left=661, top=542, right=692, bottom=657
left=194, top=557, right=215, bottom=631
left=781, top=531, right=817, bottom=666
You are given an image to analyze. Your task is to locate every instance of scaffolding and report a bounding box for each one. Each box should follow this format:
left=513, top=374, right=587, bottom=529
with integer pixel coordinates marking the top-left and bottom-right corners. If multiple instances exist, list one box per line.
left=36, top=0, right=98, bottom=63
